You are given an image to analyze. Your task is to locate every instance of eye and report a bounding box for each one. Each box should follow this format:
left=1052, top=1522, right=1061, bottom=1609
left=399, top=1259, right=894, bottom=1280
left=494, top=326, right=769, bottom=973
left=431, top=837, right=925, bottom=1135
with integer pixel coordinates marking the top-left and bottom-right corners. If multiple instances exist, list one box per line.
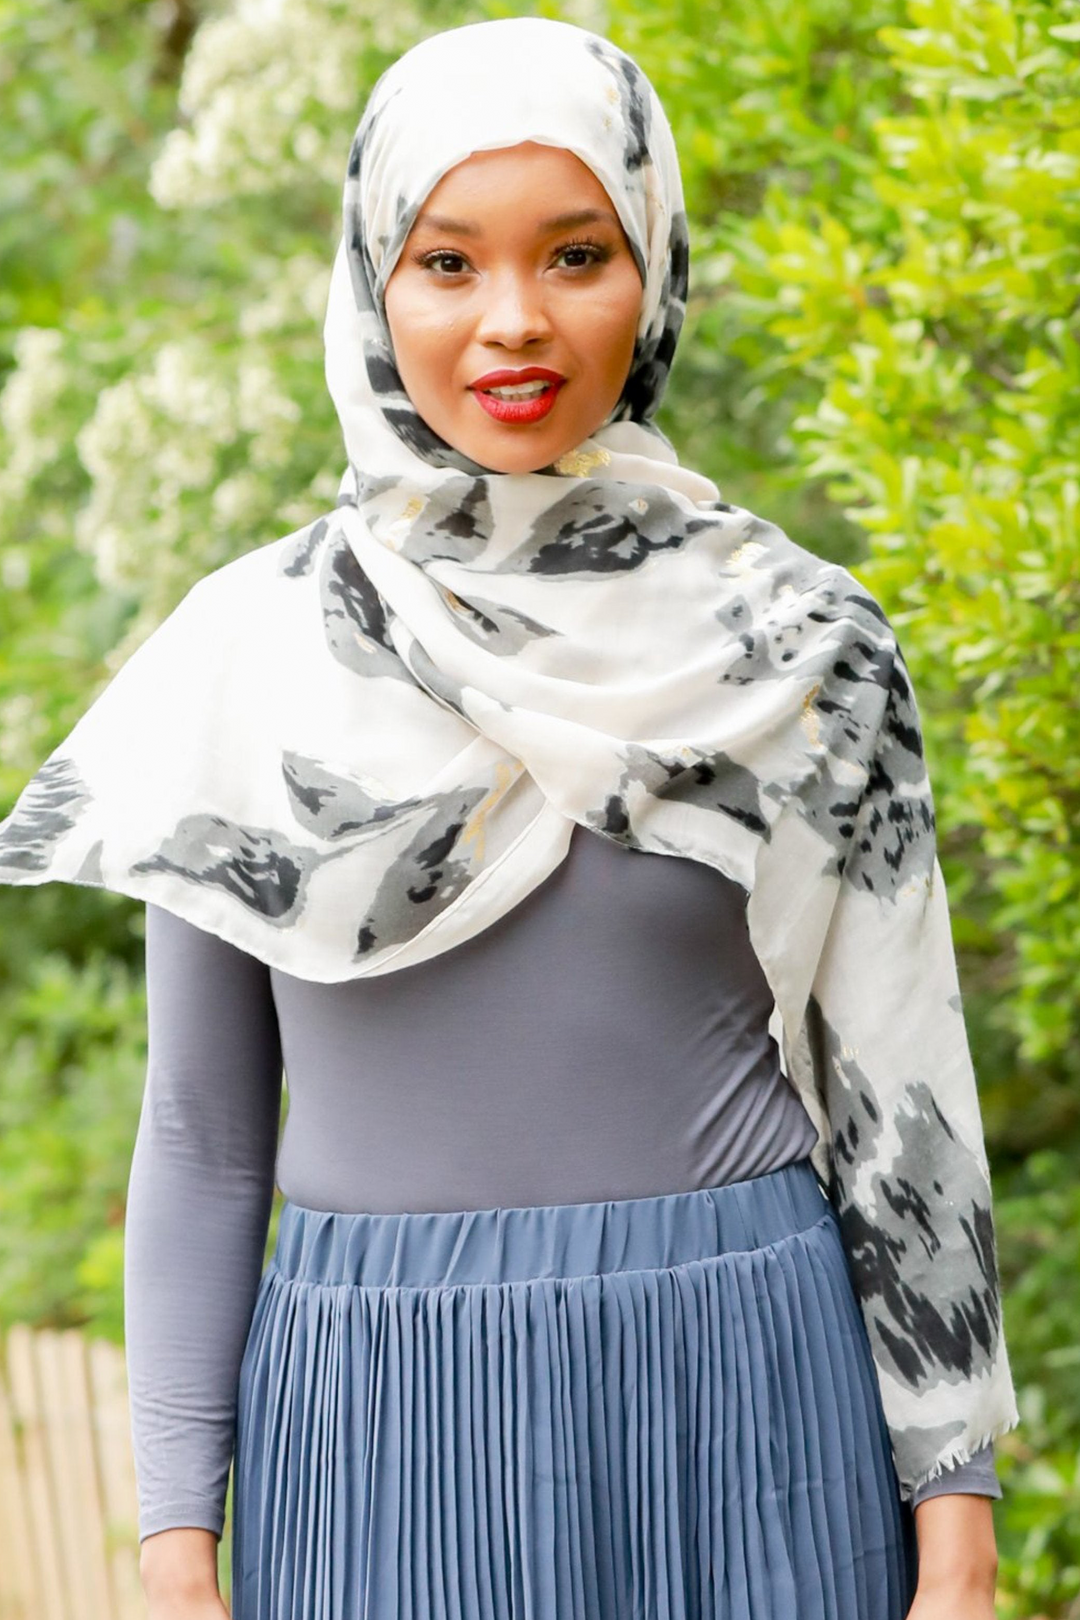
left=415, top=249, right=472, bottom=276
left=552, top=239, right=612, bottom=271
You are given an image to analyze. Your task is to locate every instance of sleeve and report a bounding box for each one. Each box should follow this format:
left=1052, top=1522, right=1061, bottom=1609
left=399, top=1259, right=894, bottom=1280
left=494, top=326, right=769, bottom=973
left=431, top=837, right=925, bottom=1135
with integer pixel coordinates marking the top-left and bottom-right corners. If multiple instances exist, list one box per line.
left=124, top=902, right=284, bottom=1543
left=797, top=625, right=1019, bottom=1501
left=909, top=1441, right=1001, bottom=1506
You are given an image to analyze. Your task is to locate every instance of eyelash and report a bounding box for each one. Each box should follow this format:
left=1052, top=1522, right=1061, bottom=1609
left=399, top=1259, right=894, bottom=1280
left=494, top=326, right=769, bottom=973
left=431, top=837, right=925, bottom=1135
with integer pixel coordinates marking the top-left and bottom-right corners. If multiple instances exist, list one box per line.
left=413, top=238, right=613, bottom=276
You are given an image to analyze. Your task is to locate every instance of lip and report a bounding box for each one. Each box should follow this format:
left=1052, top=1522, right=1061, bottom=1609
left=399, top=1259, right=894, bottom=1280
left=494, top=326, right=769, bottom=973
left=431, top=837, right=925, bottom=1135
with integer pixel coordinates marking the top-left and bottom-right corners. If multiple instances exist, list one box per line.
left=470, top=367, right=566, bottom=389
left=469, top=366, right=567, bottom=426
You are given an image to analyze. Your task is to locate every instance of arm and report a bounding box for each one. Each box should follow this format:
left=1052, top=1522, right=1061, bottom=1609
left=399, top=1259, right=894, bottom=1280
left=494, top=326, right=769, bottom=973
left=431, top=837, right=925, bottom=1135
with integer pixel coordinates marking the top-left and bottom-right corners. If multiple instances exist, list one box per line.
left=909, top=1494, right=998, bottom=1617
left=905, top=1442, right=1001, bottom=1613
left=783, top=619, right=1015, bottom=1613
left=125, top=903, right=284, bottom=1604
left=790, top=622, right=1018, bottom=1504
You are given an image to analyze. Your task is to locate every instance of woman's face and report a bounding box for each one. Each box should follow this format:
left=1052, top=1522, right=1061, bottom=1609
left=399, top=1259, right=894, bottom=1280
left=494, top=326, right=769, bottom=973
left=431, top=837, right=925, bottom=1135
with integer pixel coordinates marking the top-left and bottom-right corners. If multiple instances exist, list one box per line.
left=383, top=142, right=644, bottom=474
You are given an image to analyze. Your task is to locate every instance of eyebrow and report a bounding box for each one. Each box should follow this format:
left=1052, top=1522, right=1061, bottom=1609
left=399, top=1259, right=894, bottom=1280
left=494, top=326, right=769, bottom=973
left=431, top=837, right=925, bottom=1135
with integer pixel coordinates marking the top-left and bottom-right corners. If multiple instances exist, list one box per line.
left=412, top=207, right=622, bottom=237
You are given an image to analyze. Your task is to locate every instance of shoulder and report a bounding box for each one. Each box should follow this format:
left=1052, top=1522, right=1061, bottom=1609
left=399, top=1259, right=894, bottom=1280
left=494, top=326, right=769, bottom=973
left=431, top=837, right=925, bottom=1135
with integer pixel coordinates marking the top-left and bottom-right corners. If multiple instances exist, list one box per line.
left=719, top=505, right=892, bottom=629
left=137, top=523, right=328, bottom=686
left=715, top=506, right=902, bottom=691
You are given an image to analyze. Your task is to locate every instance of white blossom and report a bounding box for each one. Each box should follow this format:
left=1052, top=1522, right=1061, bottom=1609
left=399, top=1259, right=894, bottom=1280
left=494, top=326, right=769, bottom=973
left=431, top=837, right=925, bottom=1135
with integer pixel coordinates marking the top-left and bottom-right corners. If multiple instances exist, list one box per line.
left=239, top=254, right=331, bottom=338
left=149, top=0, right=425, bottom=209
left=0, top=327, right=68, bottom=500
left=238, top=361, right=301, bottom=436
left=212, top=471, right=262, bottom=525
left=3, top=0, right=421, bottom=649
left=74, top=340, right=242, bottom=587
left=71, top=324, right=314, bottom=599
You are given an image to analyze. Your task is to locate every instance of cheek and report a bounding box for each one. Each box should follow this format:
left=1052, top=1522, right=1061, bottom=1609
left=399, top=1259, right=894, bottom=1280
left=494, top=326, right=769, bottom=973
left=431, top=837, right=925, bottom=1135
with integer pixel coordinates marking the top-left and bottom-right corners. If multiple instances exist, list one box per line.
left=384, top=284, right=458, bottom=396
left=579, top=278, right=643, bottom=396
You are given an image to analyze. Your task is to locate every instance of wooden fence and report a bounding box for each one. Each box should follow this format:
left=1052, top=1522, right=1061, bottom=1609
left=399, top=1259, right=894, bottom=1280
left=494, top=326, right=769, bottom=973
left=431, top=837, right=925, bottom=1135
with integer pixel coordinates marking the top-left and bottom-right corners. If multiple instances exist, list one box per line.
left=0, top=1324, right=145, bottom=1620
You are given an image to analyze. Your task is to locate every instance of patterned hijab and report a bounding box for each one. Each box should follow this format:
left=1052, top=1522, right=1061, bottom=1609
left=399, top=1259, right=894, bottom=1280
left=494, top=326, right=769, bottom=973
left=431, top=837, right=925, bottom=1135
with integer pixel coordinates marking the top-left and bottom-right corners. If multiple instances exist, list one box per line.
left=0, top=16, right=1017, bottom=1496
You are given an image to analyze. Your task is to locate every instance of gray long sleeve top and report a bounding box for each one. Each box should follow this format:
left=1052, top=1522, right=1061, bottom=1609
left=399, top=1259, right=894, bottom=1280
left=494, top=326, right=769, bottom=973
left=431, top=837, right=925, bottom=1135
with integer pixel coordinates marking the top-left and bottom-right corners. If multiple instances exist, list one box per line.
left=124, top=820, right=1000, bottom=1541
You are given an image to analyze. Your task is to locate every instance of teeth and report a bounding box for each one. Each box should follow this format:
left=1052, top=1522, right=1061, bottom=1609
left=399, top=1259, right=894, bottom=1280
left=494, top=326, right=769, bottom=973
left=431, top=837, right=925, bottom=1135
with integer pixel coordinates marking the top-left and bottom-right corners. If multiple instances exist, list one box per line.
left=484, top=380, right=550, bottom=400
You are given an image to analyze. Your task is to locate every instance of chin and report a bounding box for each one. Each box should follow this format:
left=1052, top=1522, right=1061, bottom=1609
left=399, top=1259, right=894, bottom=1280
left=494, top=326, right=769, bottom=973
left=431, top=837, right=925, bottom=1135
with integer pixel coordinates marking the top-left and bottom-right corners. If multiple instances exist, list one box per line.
left=478, top=448, right=563, bottom=475
left=456, top=426, right=590, bottom=477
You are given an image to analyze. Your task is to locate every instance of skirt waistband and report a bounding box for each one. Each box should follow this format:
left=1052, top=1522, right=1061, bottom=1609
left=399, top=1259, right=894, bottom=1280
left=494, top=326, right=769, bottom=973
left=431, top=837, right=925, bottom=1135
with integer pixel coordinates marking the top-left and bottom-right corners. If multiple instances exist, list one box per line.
left=271, top=1155, right=832, bottom=1290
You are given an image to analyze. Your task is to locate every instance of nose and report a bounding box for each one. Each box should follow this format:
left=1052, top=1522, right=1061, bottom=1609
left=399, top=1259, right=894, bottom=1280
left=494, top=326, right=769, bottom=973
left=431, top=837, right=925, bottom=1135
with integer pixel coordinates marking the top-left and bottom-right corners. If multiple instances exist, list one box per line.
left=474, top=268, right=553, bottom=350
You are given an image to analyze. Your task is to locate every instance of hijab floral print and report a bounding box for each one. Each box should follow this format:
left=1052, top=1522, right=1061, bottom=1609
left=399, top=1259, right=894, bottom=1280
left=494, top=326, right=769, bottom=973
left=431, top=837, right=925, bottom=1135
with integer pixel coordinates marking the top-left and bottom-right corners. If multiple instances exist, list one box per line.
left=0, top=15, right=1018, bottom=1497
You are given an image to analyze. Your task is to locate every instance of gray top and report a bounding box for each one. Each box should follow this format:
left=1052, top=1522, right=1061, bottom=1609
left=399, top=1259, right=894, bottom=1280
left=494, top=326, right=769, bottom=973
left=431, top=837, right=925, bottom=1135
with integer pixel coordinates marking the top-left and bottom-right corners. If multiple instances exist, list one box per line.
left=123, top=821, right=999, bottom=1541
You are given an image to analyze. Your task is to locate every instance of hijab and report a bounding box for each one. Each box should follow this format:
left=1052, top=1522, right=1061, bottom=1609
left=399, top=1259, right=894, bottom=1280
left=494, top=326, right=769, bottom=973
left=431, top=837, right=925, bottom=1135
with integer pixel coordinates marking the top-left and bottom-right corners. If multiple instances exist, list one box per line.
left=0, top=15, right=1017, bottom=1496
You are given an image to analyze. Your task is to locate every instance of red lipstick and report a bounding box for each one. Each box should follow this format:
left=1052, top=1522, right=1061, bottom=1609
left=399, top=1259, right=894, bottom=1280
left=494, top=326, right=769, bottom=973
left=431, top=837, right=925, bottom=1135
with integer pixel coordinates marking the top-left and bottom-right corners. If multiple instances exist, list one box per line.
left=469, top=366, right=566, bottom=425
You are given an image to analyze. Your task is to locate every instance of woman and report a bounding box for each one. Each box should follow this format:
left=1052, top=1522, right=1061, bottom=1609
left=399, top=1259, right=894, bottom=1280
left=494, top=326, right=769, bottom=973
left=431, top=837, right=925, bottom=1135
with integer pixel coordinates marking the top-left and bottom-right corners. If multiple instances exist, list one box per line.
left=0, top=17, right=1018, bottom=1619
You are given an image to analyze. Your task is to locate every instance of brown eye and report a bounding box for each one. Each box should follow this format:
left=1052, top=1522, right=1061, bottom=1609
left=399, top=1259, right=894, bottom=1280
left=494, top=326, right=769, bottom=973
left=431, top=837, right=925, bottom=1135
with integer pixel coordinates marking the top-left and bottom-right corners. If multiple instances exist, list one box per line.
left=552, top=240, right=610, bottom=271
left=418, top=250, right=470, bottom=275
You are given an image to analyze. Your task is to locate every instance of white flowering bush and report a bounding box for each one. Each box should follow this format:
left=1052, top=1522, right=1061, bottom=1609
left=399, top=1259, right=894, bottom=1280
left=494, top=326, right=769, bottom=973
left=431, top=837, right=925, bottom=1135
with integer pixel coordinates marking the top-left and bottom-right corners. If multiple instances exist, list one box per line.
left=150, top=0, right=428, bottom=207
left=0, top=316, right=128, bottom=788
left=0, top=329, right=69, bottom=503
left=72, top=336, right=304, bottom=641
left=0, top=0, right=458, bottom=725
left=78, top=0, right=439, bottom=652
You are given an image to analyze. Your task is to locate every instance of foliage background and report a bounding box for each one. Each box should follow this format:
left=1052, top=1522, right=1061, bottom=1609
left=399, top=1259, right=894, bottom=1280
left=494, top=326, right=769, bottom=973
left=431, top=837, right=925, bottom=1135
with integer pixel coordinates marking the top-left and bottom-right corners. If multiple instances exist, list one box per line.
left=0, top=0, right=1078, bottom=1609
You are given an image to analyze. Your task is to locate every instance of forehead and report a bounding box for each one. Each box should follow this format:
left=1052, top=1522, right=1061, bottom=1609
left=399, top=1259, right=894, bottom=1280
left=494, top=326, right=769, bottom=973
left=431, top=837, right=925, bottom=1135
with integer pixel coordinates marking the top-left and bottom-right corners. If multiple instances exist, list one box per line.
left=415, top=143, right=618, bottom=225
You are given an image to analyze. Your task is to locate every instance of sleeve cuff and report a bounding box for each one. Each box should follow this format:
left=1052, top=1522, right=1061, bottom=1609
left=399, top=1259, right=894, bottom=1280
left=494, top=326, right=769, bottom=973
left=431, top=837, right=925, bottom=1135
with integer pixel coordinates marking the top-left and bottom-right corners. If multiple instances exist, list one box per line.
left=138, top=1501, right=225, bottom=1543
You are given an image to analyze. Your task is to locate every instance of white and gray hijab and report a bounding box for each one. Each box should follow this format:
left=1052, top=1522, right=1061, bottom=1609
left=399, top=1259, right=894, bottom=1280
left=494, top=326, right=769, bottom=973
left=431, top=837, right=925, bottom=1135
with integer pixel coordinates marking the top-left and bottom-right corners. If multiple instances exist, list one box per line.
left=0, top=16, right=1017, bottom=1495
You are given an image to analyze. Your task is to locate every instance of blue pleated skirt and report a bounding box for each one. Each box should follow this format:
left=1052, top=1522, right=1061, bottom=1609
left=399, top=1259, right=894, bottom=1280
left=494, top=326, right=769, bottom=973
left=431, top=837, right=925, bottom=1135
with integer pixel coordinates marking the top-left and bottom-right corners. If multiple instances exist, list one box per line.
left=231, top=1156, right=919, bottom=1619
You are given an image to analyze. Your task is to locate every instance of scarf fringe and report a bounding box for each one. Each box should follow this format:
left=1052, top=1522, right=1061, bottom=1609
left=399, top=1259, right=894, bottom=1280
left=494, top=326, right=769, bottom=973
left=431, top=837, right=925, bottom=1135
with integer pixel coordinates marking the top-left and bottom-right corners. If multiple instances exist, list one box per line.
left=906, top=1410, right=1022, bottom=1499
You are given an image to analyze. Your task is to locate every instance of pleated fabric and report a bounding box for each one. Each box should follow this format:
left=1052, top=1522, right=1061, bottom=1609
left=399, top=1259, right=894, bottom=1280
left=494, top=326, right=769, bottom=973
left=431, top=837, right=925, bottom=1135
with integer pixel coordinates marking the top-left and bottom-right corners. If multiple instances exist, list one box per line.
left=231, top=1156, right=920, bottom=1620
